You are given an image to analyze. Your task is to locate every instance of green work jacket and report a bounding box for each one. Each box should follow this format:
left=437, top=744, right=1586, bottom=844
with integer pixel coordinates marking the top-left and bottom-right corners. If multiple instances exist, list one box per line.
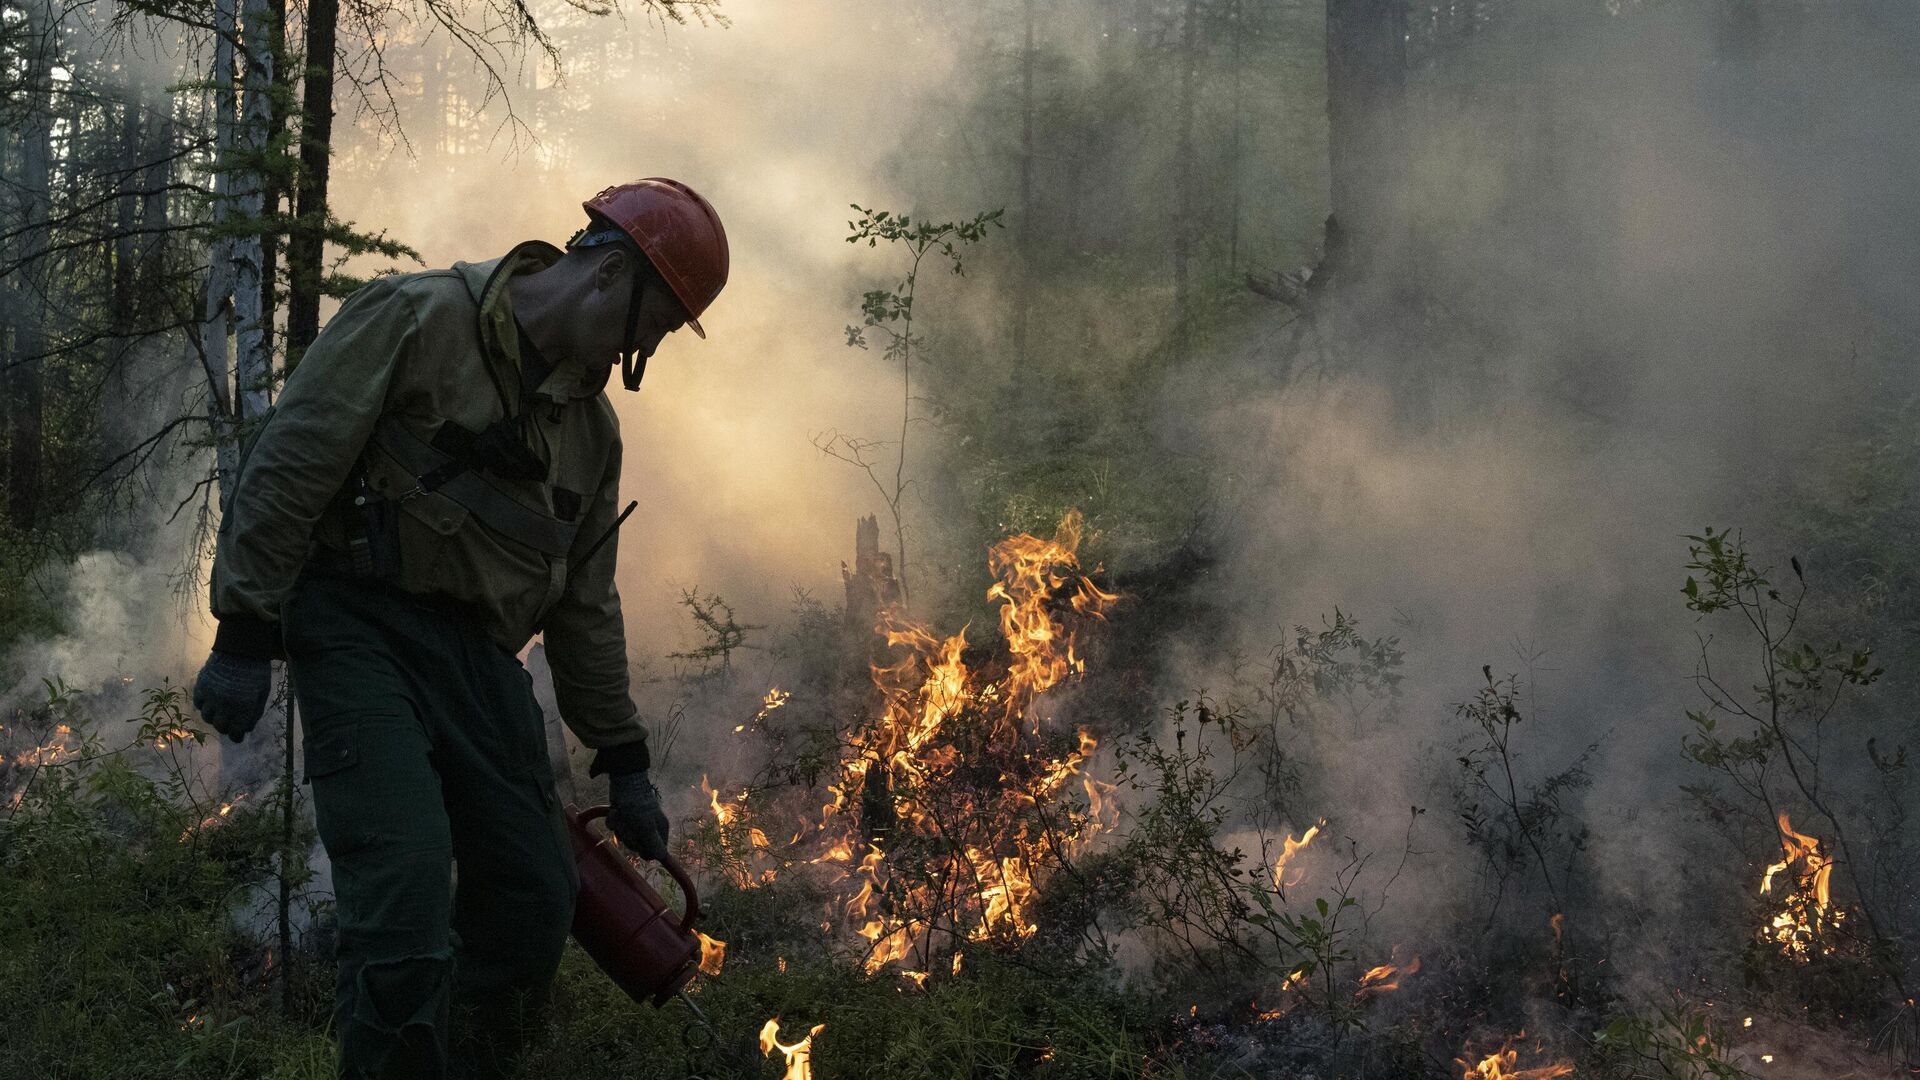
left=208, top=241, right=647, bottom=756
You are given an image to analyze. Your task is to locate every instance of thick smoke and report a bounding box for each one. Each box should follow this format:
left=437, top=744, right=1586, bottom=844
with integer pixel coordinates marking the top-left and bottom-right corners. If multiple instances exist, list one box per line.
left=1155, top=0, right=1920, bottom=1010
left=332, top=0, right=977, bottom=660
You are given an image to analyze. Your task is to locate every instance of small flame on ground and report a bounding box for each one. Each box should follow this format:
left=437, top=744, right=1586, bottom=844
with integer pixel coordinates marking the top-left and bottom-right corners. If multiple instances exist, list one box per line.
left=1458, top=1034, right=1574, bottom=1080
left=179, top=793, right=249, bottom=842
left=760, top=1018, right=824, bottom=1080
left=695, top=931, right=726, bottom=977
left=1356, top=953, right=1421, bottom=997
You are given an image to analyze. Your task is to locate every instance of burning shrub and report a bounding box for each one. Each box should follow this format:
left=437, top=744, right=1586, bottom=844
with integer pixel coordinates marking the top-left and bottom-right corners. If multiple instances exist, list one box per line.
left=693, top=510, right=1121, bottom=977
left=1677, top=527, right=1911, bottom=1029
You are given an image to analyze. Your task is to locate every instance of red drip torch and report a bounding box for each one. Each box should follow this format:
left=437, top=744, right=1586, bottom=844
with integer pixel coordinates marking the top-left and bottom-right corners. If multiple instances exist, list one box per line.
left=565, top=804, right=712, bottom=1027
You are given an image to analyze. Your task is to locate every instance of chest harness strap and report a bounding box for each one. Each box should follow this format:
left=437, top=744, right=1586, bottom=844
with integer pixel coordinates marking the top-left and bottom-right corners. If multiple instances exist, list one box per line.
left=371, top=416, right=581, bottom=557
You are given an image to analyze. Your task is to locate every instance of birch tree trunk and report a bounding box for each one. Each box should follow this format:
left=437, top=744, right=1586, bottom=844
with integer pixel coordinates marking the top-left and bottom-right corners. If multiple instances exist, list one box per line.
left=205, top=0, right=239, bottom=500
left=233, top=0, right=274, bottom=421
left=258, top=0, right=289, bottom=375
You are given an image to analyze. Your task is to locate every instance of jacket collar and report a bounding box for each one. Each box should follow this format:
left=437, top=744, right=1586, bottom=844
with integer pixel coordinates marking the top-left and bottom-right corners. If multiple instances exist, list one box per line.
left=455, top=240, right=611, bottom=404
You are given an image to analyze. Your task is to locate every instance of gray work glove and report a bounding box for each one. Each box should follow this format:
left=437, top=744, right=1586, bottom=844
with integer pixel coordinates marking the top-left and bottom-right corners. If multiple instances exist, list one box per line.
left=192, top=650, right=273, bottom=744
left=608, top=769, right=671, bottom=862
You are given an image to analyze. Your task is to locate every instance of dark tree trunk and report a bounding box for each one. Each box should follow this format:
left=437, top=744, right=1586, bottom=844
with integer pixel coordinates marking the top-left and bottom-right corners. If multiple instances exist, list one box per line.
left=136, top=105, right=175, bottom=307
left=259, top=0, right=290, bottom=377
left=1171, top=0, right=1199, bottom=355
left=1014, top=0, right=1035, bottom=366
left=843, top=514, right=901, bottom=637
left=1325, top=0, right=1408, bottom=281
left=1227, top=0, right=1243, bottom=274
left=287, top=0, right=339, bottom=365
left=9, top=0, right=54, bottom=532
left=113, top=98, right=140, bottom=337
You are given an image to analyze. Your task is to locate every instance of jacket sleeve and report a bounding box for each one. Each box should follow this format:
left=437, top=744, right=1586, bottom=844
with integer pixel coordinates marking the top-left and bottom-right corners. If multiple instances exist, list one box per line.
left=208, top=278, right=417, bottom=657
left=543, top=420, right=649, bottom=767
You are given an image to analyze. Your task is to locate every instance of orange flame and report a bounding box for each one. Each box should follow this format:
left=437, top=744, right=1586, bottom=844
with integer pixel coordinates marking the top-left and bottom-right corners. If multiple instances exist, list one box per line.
left=1758, top=812, right=1845, bottom=957
left=1271, top=820, right=1326, bottom=890
left=1458, top=1035, right=1575, bottom=1080
left=757, top=687, right=791, bottom=719
left=1356, top=953, right=1420, bottom=997
left=179, top=793, right=249, bottom=842
left=760, top=1018, right=824, bottom=1080
left=783, top=511, right=1119, bottom=972
left=702, top=775, right=740, bottom=829
left=695, top=931, right=726, bottom=977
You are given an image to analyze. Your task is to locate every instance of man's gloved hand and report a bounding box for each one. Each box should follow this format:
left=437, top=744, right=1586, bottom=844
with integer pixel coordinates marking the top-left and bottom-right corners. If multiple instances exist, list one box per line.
left=607, top=769, right=671, bottom=862
left=192, top=650, right=273, bottom=744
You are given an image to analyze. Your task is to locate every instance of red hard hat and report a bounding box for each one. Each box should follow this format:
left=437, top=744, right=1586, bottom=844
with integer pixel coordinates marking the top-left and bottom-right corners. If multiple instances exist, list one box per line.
left=583, top=178, right=729, bottom=339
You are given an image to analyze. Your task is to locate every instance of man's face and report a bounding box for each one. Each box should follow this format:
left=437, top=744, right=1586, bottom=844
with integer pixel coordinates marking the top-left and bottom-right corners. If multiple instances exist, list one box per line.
left=577, top=247, right=687, bottom=371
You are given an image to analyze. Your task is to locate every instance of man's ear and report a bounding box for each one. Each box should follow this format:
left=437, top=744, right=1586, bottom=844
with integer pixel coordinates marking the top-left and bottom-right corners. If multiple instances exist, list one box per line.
left=593, top=247, right=628, bottom=292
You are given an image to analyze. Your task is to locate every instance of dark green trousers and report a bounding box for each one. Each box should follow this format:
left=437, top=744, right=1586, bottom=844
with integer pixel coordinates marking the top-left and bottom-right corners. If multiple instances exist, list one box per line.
left=286, top=571, right=578, bottom=1080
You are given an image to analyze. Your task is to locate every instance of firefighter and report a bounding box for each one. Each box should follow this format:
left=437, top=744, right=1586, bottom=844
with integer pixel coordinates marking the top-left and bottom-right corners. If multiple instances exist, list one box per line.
left=189, top=178, right=728, bottom=1079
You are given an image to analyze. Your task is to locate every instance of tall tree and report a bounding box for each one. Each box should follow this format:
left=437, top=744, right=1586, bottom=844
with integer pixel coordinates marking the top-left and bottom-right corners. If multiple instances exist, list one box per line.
left=203, top=0, right=241, bottom=499
left=232, top=0, right=274, bottom=420
left=8, top=0, right=55, bottom=531
left=285, top=0, right=337, bottom=363
left=1013, top=0, right=1035, bottom=365
left=1324, top=0, right=1408, bottom=282
left=1171, top=0, right=1200, bottom=355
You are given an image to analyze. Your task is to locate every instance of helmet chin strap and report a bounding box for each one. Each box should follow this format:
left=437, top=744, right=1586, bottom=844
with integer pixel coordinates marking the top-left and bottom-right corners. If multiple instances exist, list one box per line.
left=618, top=271, right=648, bottom=392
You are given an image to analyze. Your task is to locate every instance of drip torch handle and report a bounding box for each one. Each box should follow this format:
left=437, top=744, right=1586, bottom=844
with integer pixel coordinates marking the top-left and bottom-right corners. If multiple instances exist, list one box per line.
left=572, top=804, right=702, bottom=933
left=658, top=851, right=702, bottom=933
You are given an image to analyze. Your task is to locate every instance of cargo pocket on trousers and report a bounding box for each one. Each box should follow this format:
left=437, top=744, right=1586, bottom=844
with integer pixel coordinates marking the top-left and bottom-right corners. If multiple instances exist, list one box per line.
left=304, top=714, right=373, bottom=857
left=304, top=715, right=361, bottom=781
